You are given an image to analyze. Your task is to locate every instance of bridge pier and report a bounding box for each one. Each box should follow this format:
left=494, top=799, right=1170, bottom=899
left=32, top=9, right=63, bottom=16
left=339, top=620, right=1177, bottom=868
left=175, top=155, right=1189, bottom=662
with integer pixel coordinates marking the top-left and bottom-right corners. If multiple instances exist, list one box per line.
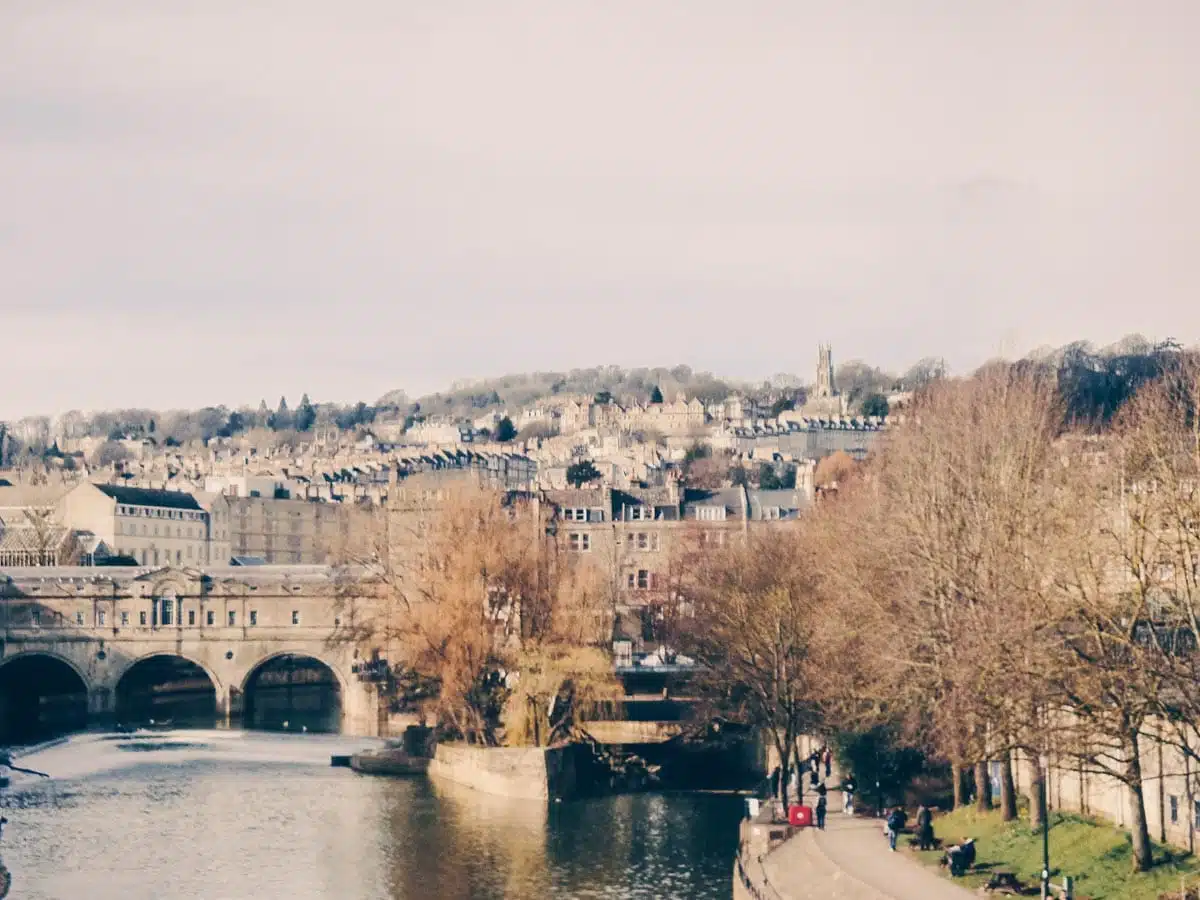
left=88, top=687, right=114, bottom=730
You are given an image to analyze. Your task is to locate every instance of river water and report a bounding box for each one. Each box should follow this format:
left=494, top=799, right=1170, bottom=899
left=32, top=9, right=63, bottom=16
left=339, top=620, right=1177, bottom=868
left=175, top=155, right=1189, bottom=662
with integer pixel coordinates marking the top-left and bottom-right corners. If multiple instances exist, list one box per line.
left=2, top=731, right=742, bottom=899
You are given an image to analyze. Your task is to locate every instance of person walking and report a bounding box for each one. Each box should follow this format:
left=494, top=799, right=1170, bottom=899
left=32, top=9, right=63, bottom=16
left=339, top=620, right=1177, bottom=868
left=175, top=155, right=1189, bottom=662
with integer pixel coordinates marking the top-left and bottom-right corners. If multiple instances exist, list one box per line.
left=816, top=793, right=828, bottom=830
left=915, top=804, right=934, bottom=851
left=885, top=807, right=907, bottom=852
left=823, top=747, right=832, bottom=778
left=841, top=774, right=856, bottom=814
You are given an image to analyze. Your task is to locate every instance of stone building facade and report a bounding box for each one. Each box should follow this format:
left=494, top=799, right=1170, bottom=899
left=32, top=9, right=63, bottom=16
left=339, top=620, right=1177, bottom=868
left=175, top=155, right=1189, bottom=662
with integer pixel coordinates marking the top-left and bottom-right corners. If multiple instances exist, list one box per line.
left=59, top=483, right=215, bottom=568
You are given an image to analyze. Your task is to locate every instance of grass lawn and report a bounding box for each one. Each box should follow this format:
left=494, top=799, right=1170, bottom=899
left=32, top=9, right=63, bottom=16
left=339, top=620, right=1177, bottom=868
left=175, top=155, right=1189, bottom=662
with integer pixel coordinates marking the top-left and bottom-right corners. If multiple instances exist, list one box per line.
left=905, top=806, right=1200, bottom=900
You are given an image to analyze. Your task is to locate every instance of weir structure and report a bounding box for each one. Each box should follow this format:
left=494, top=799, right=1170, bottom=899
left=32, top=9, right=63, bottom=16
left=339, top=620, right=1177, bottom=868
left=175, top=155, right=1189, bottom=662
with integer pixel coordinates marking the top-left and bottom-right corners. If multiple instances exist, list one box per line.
left=0, top=565, right=383, bottom=742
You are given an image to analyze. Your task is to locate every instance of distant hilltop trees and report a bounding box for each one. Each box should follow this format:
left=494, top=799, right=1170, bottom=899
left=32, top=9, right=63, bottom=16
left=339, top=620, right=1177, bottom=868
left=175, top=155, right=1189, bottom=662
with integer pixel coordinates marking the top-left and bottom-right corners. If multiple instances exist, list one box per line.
left=1, top=337, right=1191, bottom=459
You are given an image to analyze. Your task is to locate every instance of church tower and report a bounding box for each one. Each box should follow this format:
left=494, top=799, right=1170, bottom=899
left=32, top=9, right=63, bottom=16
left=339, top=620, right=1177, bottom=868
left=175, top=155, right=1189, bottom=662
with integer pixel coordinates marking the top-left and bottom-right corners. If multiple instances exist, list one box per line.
left=815, top=343, right=836, bottom=399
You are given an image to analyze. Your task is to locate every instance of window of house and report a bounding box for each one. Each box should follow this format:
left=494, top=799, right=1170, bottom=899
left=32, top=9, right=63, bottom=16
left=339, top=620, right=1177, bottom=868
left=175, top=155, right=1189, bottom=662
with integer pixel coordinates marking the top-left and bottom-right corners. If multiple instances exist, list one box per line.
left=569, top=532, right=591, bottom=552
left=629, top=505, right=647, bottom=521
left=249, top=610, right=258, bottom=626
left=1171, top=795, right=1179, bottom=824
left=75, top=612, right=84, bottom=626
left=229, top=610, right=237, bottom=627
left=696, top=505, right=725, bottom=521
left=563, top=508, right=587, bottom=521
left=207, top=610, right=215, bottom=626
left=139, top=611, right=147, bottom=626
left=97, top=609, right=106, bottom=627
left=176, top=550, right=182, bottom=565
left=627, top=569, right=651, bottom=590
left=30, top=609, right=40, bottom=628
left=635, top=532, right=660, bottom=551
left=188, top=609, right=196, bottom=626
left=121, top=611, right=129, bottom=627
left=161, top=598, right=174, bottom=626
left=292, top=610, right=300, bottom=625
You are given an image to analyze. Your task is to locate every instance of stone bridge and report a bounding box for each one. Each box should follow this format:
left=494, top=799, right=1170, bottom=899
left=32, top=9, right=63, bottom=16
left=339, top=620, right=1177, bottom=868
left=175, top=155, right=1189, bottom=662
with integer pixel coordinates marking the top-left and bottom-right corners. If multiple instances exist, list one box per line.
left=0, top=565, right=385, bottom=740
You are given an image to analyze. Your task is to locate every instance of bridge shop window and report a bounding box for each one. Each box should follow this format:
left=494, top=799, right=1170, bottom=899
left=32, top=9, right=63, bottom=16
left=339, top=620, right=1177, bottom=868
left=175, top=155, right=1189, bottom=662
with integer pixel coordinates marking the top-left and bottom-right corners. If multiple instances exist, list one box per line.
left=291, top=610, right=300, bottom=625
left=121, top=611, right=129, bottom=627
left=249, top=610, right=258, bottom=626
left=206, top=610, right=215, bottom=626
left=97, top=609, right=106, bottom=627
left=75, top=612, right=84, bottom=626
left=188, top=609, right=196, bottom=626
left=228, top=610, right=236, bottom=627
left=140, top=611, right=147, bottom=626
left=30, top=609, right=40, bottom=628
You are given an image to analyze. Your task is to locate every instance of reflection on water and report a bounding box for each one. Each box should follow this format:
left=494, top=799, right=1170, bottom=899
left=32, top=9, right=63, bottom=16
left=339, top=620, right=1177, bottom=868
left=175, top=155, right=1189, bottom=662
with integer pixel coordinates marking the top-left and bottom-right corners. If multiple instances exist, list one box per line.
left=2, top=732, right=740, bottom=899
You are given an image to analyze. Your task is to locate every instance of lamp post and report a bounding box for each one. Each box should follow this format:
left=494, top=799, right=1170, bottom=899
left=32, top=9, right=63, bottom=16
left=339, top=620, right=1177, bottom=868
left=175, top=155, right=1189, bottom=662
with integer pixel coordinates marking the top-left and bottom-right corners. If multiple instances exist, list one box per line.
left=1040, top=753, right=1051, bottom=900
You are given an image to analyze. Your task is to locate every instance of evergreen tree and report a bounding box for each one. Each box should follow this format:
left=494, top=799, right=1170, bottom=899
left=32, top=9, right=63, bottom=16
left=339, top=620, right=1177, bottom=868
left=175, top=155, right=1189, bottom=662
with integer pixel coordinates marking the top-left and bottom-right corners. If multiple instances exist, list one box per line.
left=495, top=417, right=518, bottom=442
left=860, top=393, right=890, bottom=418
left=650, top=385, right=664, bottom=404
left=566, top=459, right=603, bottom=487
left=296, top=393, right=317, bottom=431
left=268, top=396, right=292, bottom=431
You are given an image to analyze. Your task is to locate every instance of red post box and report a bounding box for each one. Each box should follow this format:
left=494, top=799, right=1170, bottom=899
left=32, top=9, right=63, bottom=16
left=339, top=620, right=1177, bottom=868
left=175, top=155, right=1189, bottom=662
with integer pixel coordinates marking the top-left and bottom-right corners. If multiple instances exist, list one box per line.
left=788, top=804, right=814, bottom=828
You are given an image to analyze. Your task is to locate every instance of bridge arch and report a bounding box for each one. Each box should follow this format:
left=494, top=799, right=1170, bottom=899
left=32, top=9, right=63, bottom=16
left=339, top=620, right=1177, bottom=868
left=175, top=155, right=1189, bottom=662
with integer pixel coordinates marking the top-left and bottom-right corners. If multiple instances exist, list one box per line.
left=240, top=652, right=345, bottom=734
left=114, top=652, right=220, bottom=728
left=0, top=652, right=90, bottom=743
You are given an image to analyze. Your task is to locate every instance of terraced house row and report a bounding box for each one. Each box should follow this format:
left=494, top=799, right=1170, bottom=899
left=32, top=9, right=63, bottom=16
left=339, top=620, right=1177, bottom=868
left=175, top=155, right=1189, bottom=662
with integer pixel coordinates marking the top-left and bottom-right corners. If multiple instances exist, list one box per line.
left=537, top=481, right=813, bottom=652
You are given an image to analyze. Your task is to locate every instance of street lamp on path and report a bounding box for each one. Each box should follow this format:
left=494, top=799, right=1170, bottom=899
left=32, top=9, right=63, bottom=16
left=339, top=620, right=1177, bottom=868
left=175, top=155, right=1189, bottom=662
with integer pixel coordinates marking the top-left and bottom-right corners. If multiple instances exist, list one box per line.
left=1040, top=754, right=1051, bottom=900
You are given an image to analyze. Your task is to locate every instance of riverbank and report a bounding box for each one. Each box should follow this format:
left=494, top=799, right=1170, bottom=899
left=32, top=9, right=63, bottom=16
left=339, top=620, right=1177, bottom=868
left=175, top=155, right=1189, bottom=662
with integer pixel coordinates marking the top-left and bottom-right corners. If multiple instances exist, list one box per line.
left=912, top=807, right=1200, bottom=899
left=734, top=789, right=974, bottom=900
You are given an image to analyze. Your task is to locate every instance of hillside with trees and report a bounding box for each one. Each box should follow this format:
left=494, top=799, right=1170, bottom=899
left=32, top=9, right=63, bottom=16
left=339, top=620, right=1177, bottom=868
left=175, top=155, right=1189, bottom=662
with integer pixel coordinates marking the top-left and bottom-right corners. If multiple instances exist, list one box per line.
left=1, top=336, right=1190, bottom=461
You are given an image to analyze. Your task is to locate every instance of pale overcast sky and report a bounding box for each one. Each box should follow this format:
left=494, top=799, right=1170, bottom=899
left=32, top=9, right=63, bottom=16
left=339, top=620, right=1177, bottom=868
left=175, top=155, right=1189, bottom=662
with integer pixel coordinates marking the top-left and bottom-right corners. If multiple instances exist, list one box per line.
left=2, top=1, right=1198, bottom=419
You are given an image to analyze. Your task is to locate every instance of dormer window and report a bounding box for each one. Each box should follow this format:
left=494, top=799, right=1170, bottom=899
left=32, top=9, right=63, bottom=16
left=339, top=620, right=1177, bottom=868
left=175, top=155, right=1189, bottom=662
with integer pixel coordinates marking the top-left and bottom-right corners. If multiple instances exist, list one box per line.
left=628, top=506, right=648, bottom=521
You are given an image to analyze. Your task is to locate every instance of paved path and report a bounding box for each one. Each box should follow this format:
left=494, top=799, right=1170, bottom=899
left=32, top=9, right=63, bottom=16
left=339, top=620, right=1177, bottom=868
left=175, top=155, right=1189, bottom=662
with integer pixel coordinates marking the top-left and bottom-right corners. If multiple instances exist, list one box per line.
left=758, top=788, right=974, bottom=900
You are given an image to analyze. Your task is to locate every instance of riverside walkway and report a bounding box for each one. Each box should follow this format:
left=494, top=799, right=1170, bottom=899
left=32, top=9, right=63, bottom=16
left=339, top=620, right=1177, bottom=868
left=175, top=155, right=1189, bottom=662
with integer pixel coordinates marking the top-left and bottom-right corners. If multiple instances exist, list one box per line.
left=751, top=790, right=974, bottom=900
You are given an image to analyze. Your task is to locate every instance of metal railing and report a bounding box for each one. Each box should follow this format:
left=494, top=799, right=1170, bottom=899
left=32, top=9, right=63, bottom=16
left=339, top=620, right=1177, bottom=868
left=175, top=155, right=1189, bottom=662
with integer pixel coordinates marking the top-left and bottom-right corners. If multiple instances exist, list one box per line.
left=735, top=851, right=785, bottom=900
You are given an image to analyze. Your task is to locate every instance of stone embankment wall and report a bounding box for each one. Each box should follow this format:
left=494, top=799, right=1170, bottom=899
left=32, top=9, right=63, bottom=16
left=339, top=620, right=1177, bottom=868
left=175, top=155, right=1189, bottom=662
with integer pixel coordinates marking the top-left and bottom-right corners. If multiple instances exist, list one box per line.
left=734, top=809, right=892, bottom=900
left=734, top=812, right=790, bottom=900
left=427, top=743, right=581, bottom=801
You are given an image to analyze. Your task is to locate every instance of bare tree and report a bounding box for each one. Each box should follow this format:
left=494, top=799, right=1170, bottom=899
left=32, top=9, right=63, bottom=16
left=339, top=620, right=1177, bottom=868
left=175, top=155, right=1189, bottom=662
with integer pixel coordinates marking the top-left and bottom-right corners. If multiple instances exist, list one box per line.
left=675, top=526, right=830, bottom=809
left=332, top=483, right=616, bottom=746
left=826, top=369, right=1064, bottom=813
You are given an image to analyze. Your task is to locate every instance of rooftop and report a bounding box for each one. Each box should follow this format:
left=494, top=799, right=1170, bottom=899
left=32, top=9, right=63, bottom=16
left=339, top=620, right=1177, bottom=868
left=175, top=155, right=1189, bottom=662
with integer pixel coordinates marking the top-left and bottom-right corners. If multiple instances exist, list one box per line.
left=95, top=484, right=203, bottom=511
